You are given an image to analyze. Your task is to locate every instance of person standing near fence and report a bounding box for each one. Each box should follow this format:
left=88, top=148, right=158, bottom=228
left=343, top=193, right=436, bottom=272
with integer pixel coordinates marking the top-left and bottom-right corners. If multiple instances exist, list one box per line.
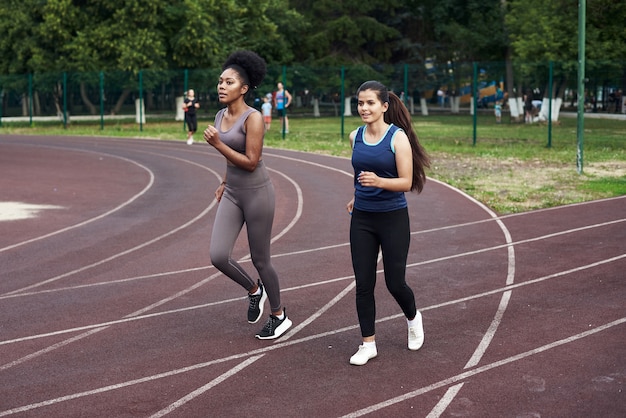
left=203, top=50, right=293, bottom=340
left=494, top=100, right=502, bottom=123
left=261, top=95, right=272, bottom=131
left=524, top=93, right=533, bottom=124
left=346, top=80, right=430, bottom=366
left=183, top=89, right=200, bottom=145
left=273, top=82, right=292, bottom=133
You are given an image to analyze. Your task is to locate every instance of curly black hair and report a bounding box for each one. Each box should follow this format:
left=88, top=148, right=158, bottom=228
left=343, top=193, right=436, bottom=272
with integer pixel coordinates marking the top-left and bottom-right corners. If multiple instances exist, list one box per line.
left=222, top=50, right=266, bottom=89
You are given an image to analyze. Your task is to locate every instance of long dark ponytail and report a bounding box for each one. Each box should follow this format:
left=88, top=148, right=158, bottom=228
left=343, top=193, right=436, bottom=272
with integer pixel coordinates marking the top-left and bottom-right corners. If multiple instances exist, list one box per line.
left=356, top=81, right=431, bottom=193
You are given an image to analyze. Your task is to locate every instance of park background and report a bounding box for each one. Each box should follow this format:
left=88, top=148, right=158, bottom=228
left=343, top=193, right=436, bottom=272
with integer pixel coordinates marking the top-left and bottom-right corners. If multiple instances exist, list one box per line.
left=1, top=0, right=624, bottom=214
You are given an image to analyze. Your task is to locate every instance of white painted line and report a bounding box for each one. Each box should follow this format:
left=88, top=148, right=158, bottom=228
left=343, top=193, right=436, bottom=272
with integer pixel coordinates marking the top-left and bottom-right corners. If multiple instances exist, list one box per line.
left=148, top=355, right=265, bottom=418
left=339, top=317, right=626, bottom=418
left=0, top=202, right=64, bottom=221
left=425, top=383, right=464, bottom=418
left=2, top=156, right=220, bottom=295
left=0, top=153, right=155, bottom=254
left=2, top=253, right=622, bottom=349
left=3, top=317, right=623, bottom=417
left=464, top=291, right=512, bottom=369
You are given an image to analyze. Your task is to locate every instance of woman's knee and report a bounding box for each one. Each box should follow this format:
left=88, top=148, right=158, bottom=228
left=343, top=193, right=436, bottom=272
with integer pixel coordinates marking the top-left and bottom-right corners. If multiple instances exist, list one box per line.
left=210, top=247, right=229, bottom=270
left=386, top=279, right=409, bottom=297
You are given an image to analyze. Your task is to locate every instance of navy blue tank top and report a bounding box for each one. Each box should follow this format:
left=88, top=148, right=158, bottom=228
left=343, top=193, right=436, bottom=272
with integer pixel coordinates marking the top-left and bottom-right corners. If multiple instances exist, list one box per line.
left=352, top=123, right=407, bottom=212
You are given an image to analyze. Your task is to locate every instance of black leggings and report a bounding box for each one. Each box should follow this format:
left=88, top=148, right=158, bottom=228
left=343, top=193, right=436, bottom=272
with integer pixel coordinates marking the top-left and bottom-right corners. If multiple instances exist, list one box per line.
left=350, top=207, right=416, bottom=338
left=185, top=113, right=197, bottom=133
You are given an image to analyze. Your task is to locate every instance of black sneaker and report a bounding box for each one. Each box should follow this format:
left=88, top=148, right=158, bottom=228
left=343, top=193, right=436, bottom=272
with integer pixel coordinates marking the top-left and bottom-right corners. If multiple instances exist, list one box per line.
left=247, top=281, right=267, bottom=324
left=255, top=308, right=293, bottom=340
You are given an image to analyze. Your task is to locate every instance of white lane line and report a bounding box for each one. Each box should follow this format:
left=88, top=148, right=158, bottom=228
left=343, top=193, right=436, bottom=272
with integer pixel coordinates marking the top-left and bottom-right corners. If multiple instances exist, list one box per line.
left=0, top=202, right=64, bottom=221
left=268, top=167, right=304, bottom=244
left=280, top=281, right=355, bottom=342
left=464, top=291, right=512, bottom=369
left=339, top=317, right=626, bottom=418
left=426, top=383, right=465, bottom=418
left=3, top=144, right=620, bottom=414
left=0, top=152, right=155, bottom=254
left=265, top=151, right=354, bottom=178
left=2, top=153, right=222, bottom=296
left=3, top=199, right=621, bottom=301
left=404, top=218, right=625, bottom=270
left=3, top=194, right=218, bottom=296
left=3, top=253, right=623, bottom=349
left=240, top=152, right=520, bottom=418
left=3, top=316, right=623, bottom=417
left=148, top=355, right=265, bottom=418
left=0, top=327, right=109, bottom=372
left=0, top=163, right=305, bottom=373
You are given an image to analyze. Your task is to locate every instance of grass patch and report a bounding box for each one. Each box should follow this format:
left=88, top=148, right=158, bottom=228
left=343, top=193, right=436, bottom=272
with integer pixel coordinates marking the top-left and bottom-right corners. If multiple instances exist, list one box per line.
left=2, top=113, right=624, bottom=214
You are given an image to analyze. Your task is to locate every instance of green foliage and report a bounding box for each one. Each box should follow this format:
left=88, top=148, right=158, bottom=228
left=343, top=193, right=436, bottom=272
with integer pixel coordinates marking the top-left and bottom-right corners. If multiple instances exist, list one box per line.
left=506, top=0, right=626, bottom=63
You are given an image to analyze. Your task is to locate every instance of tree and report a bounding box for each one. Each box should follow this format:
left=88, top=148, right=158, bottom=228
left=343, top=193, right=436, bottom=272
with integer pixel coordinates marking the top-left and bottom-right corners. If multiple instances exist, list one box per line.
left=0, top=0, right=304, bottom=115
left=289, top=0, right=403, bottom=65
left=506, top=0, right=626, bottom=102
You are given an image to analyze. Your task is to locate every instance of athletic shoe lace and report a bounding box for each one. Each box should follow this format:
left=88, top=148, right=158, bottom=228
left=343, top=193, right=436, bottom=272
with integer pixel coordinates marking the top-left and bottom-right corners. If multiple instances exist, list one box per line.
left=262, top=316, right=278, bottom=333
left=249, top=294, right=261, bottom=308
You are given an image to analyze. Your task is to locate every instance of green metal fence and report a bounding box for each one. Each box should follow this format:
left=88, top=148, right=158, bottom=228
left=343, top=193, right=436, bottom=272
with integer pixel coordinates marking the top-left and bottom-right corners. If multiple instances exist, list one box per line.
left=1, top=61, right=624, bottom=129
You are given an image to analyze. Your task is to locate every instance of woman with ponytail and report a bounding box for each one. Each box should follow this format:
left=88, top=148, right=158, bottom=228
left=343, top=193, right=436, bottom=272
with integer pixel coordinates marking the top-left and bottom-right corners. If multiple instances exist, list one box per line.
left=346, top=80, right=430, bottom=365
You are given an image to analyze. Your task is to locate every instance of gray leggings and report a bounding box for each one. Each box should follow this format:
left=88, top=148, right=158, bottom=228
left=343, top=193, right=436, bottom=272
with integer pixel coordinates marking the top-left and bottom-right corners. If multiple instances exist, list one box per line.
left=209, top=161, right=282, bottom=312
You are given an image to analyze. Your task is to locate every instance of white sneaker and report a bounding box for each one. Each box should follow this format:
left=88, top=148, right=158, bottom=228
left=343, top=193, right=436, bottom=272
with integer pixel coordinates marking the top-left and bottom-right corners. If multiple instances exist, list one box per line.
left=186, top=137, right=193, bottom=145
left=408, top=311, right=424, bottom=351
left=349, top=344, right=377, bottom=366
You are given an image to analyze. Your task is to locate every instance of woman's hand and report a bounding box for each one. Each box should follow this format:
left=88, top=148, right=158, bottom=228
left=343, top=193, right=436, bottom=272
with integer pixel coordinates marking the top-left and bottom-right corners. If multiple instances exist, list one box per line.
left=346, top=198, right=354, bottom=215
left=357, top=170, right=380, bottom=188
left=215, top=182, right=226, bottom=202
left=204, top=125, right=221, bottom=147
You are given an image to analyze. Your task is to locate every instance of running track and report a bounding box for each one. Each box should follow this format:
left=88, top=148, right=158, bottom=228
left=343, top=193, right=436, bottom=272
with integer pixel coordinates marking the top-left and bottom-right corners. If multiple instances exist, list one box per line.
left=0, top=134, right=624, bottom=417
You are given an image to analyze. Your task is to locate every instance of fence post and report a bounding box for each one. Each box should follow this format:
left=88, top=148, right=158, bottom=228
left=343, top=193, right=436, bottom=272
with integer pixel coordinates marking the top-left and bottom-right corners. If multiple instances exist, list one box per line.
left=182, top=69, right=188, bottom=131
left=547, top=61, right=553, bottom=148
left=576, top=0, right=586, bottom=174
left=63, top=72, right=68, bottom=128
left=282, top=65, right=287, bottom=139
left=472, top=62, right=477, bottom=146
left=99, top=71, right=104, bottom=130
left=340, top=66, right=345, bottom=140
left=138, top=70, right=144, bottom=131
left=403, top=64, right=408, bottom=106
left=28, top=73, right=33, bottom=127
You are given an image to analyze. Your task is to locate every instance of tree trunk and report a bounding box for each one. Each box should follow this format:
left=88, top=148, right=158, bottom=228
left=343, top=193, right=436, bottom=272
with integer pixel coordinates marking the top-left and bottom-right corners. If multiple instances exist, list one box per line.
left=80, top=82, right=97, bottom=115
left=33, top=91, right=41, bottom=116
left=111, top=89, right=131, bottom=115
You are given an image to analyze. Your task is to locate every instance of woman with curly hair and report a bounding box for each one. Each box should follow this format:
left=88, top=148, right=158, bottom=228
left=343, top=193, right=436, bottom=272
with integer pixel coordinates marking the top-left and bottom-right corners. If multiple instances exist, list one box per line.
left=346, top=80, right=430, bottom=365
left=203, top=50, right=292, bottom=340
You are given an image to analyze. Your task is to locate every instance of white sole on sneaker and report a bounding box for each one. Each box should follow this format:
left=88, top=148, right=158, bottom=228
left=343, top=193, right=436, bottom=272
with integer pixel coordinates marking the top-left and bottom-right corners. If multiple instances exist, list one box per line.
left=255, top=317, right=292, bottom=340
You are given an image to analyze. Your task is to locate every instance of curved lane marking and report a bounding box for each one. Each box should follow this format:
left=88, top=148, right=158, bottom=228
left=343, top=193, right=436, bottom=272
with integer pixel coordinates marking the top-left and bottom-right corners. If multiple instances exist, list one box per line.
left=0, top=150, right=155, bottom=254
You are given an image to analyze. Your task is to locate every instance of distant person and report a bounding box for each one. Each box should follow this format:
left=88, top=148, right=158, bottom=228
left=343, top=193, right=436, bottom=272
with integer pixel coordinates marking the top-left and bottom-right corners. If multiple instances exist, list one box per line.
left=437, top=88, right=446, bottom=108
left=346, top=80, right=430, bottom=366
left=494, top=101, right=502, bottom=123
left=261, top=96, right=272, bottom=131
left=203, top=50, right=292, bottom=340
left=524, top=93, right=533, bottom=124
left=183, top=89, right=200, bottom=144
left=273, top=82, right=292, bottom=133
